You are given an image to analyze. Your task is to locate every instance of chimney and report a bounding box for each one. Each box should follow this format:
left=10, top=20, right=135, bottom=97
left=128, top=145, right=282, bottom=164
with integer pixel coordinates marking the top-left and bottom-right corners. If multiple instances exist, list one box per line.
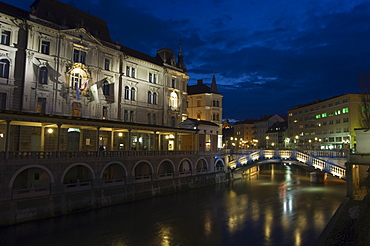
left=197, top=79, right=203, bottom=85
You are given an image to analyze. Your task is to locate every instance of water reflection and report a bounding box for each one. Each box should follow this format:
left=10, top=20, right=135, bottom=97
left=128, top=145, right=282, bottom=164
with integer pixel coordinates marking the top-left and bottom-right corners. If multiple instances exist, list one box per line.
left=0, top=164, right=346, bottom=246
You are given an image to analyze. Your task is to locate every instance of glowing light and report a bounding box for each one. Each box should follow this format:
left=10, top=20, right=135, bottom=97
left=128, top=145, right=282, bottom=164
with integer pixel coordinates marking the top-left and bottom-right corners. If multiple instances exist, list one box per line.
left=47, top=128, right=53, bottom=134
left=118, top=132, right=123, bottom=137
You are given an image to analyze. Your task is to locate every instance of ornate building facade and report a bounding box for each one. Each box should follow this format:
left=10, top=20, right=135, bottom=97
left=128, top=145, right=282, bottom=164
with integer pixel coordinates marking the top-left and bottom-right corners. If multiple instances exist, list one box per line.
left=0, top=0, right=192, bottom=151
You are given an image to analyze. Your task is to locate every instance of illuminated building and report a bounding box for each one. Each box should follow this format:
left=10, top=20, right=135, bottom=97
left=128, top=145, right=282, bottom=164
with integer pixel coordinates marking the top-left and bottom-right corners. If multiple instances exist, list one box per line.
left=233, top=119, right=256, bottom=149
left=287, top=94, right=363, bottom=150
left=0, top=0, right=194, bottom=151
left=187, top=76, right=223, bottom=148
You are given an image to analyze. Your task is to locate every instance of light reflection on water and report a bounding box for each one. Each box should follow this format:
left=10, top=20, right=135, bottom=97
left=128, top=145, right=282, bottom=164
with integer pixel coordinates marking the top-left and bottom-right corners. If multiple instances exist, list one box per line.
left=0, top=164, right=346, bottom=246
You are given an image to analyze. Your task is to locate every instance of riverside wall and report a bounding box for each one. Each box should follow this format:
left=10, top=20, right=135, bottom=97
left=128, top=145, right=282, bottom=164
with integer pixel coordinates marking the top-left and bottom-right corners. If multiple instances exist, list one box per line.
left=0, top=172, right=228, bottom=227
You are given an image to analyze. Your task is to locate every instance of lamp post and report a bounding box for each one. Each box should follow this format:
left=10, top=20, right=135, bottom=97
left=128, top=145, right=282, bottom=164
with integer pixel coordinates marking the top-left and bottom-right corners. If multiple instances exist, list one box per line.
left=266, top=136, right=269, bottom=149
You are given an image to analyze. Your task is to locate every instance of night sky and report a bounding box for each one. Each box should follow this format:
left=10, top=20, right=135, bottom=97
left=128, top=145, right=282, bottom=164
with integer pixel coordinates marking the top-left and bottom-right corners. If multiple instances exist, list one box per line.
left=4, top=0, right=370, bottom=122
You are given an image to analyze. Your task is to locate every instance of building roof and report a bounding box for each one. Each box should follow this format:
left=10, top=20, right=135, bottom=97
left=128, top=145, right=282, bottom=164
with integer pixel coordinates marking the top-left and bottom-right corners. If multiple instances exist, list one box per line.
left=0, top=1, right=29, bottom=19
left=234, top=118, right=257, bottom=125
left=188, top=79, right=221, bottom=95
left=180, top=118, right=219, bottom=129
left=30, top=0, right=112, bottom=42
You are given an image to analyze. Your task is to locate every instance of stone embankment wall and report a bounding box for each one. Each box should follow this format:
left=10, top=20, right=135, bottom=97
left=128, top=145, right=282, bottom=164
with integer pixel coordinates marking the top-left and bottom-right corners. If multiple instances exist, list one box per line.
left=0, top=172, right=228, bottom=227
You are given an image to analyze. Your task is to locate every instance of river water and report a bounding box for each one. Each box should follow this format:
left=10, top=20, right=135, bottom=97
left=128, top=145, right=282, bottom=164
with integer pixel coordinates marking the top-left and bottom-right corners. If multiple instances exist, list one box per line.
left=0, top=164, right=346, bottom=246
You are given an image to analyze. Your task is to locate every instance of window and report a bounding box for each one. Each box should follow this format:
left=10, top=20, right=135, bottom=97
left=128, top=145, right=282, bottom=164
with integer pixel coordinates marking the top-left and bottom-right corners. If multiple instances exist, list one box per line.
left=1, top=30, right=10, bottom=45
left=336, top=137, right=342, bottom=142
left=103, top=81, right=112, bottom=96
left=104, top=59, right=110, bottom=70
left=0, top=92, right=6, bottom=110
left=148, top=91, right=152, bottom=104
left=72, top=102, right=82, bottom=117
left=170, top=91, right=178, bottom=109
left=336, top=128, right=341, bottom=133
left=38, top=66, right=48, bottom=84
left=153, top=74, right=157, bottom=84
left=131, top=67, right=135, bottom=78
left=102, top=106, right=108, bottom=120
left=149, top=73, right=153, bottom=83
left=124, top=86, right=130, bottom=99
left=153, top=92, right=157, bottom=105
left=153, top=114, right=157, bottom=125
left=342, top=108, right=349, bottom=113
left=329, top=137, right=334, bottom=142
left=343, top=117, right=349, bottom=123
left=130, top=110, right=135, bottom=122
left=148, top=113, right=151, bottom=124
left=336, top=119, right=341, bottom=124
left=0, top=59, right=10, bottom=78
left=71, top=72, right=82, bottom=89
left=130, top=87, right=136, bottom=101
left=217, top=100, right=220, bottom=107
left=41, top=41, right=50, bottom=55
left=124, top=110, right=129, bottom=122
left=197, top=100, right=201, bottom=107
left=171, top=116, right=176, bottom=127
left=344, top=127, right=349, bottom=132
left=73, top=49, right=86, bottom=64
left=36, top=97, right=46, bottom=113
left=172, top=79, right=175, bottom=88
left=329, top=120, right=333, bottom=125
left=126, top=66, right=130, bottom=76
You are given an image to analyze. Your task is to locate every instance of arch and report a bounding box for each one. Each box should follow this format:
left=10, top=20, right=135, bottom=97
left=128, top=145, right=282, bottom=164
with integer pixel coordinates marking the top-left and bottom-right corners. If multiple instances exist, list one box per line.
left=124, top=86, right=130, bottom=99
left=179, top=158, right=193, bottom=174
left=215, top=159, right=225, bottom=172
left=158, top=159, right=175, bottom=176
left=169, top=91, right=178, bottom=109
left=196, top=158, right=208, bottom=172
left=61, top=163, right=95, bottom=184
left=133, top=160, right=153, bottom=177
left=9, top=165, right=54, bottom=199
left=101, top=161, right=127, bottom=180
left=9, top=164, right=55, bottom=188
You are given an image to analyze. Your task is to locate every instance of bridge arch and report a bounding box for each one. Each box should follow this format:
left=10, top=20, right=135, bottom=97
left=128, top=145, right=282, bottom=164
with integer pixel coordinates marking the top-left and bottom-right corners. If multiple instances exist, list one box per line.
left=215, top=158, right=225, bottom=172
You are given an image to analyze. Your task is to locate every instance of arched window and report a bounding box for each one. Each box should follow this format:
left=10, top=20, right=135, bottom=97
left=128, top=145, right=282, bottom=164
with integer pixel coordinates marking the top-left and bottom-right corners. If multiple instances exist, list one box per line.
left=124, top=86, right=130, bottom=99
left=170, top=91, right=178, bottom=110
left=171, top=116, right=176, bottom=127
left=131, top=87, right=136, bottom=101
left=38, top=66, right=48, bottom=84
left=0, top=59, right=10, bottom=78
left=148, top=91, right=152, bottom=104
left=153, top=92, right=157, bottom=105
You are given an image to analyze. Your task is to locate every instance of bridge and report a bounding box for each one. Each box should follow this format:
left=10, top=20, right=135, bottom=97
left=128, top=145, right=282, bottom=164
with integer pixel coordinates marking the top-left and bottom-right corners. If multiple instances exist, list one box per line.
left=223, top=149, right=347, bottom=180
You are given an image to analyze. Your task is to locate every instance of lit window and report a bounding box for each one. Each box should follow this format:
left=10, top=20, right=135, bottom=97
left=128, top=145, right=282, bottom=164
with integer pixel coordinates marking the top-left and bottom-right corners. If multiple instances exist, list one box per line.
left=342, top=108, right=349, bottom=113
left=71, top=72, right=82, bottom=89
left=72, top=102, right=82, bottom=117
left=170, top=91, right=178, bottom=109
left=37, top=97, right=46, bottom=113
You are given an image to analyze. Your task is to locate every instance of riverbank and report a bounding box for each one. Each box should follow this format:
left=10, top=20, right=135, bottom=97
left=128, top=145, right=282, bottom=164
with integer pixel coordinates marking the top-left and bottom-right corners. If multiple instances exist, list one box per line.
left=316, top=191, right=370, bottom=245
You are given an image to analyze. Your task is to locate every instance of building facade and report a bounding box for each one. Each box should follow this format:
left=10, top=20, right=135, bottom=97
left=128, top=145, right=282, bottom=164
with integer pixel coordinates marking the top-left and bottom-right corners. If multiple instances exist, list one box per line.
left=187, top=76, right=223, bottom=148
left=287, top=94, right=363, bottom=150
left=0, top=0, right=193, bottom=152
left=253, top=115, right=285, bottom=148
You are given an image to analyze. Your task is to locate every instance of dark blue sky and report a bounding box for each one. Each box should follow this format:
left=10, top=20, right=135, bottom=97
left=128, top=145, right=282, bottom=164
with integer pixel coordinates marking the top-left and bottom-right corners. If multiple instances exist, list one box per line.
left=4, top=0, right=370, bottom=122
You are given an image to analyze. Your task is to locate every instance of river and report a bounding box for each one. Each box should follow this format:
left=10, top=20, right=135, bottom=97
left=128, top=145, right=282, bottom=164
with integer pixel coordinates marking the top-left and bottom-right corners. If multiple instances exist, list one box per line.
left=0, top=163, right=346, bottom=246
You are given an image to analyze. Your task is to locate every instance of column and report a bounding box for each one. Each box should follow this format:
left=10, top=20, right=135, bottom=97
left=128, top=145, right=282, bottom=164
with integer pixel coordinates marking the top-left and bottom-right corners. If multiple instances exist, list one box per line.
left=174, top=132, right=178, bottom=151
left=96, top=127, right=101, bottom=152
left=126, top=129, right=131, bottom=150
left=110, top=131, right=114, bottom=151
left=40, top=126, right=45, bottom=151
left=56, top=124, right=62, bottom=157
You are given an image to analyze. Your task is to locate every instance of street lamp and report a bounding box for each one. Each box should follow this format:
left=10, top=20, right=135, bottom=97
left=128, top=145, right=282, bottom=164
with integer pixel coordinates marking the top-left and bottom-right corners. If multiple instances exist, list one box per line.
left=295, top=135, right=299, bottom=149
left=266, top=136, right=269, bottom=149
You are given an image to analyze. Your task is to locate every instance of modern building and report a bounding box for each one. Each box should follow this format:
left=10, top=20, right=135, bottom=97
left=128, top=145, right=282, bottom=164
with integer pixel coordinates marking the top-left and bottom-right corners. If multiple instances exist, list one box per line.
left=287, top=94, right=363, bottom=150
left=187, top=76, right=223, bottom=148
